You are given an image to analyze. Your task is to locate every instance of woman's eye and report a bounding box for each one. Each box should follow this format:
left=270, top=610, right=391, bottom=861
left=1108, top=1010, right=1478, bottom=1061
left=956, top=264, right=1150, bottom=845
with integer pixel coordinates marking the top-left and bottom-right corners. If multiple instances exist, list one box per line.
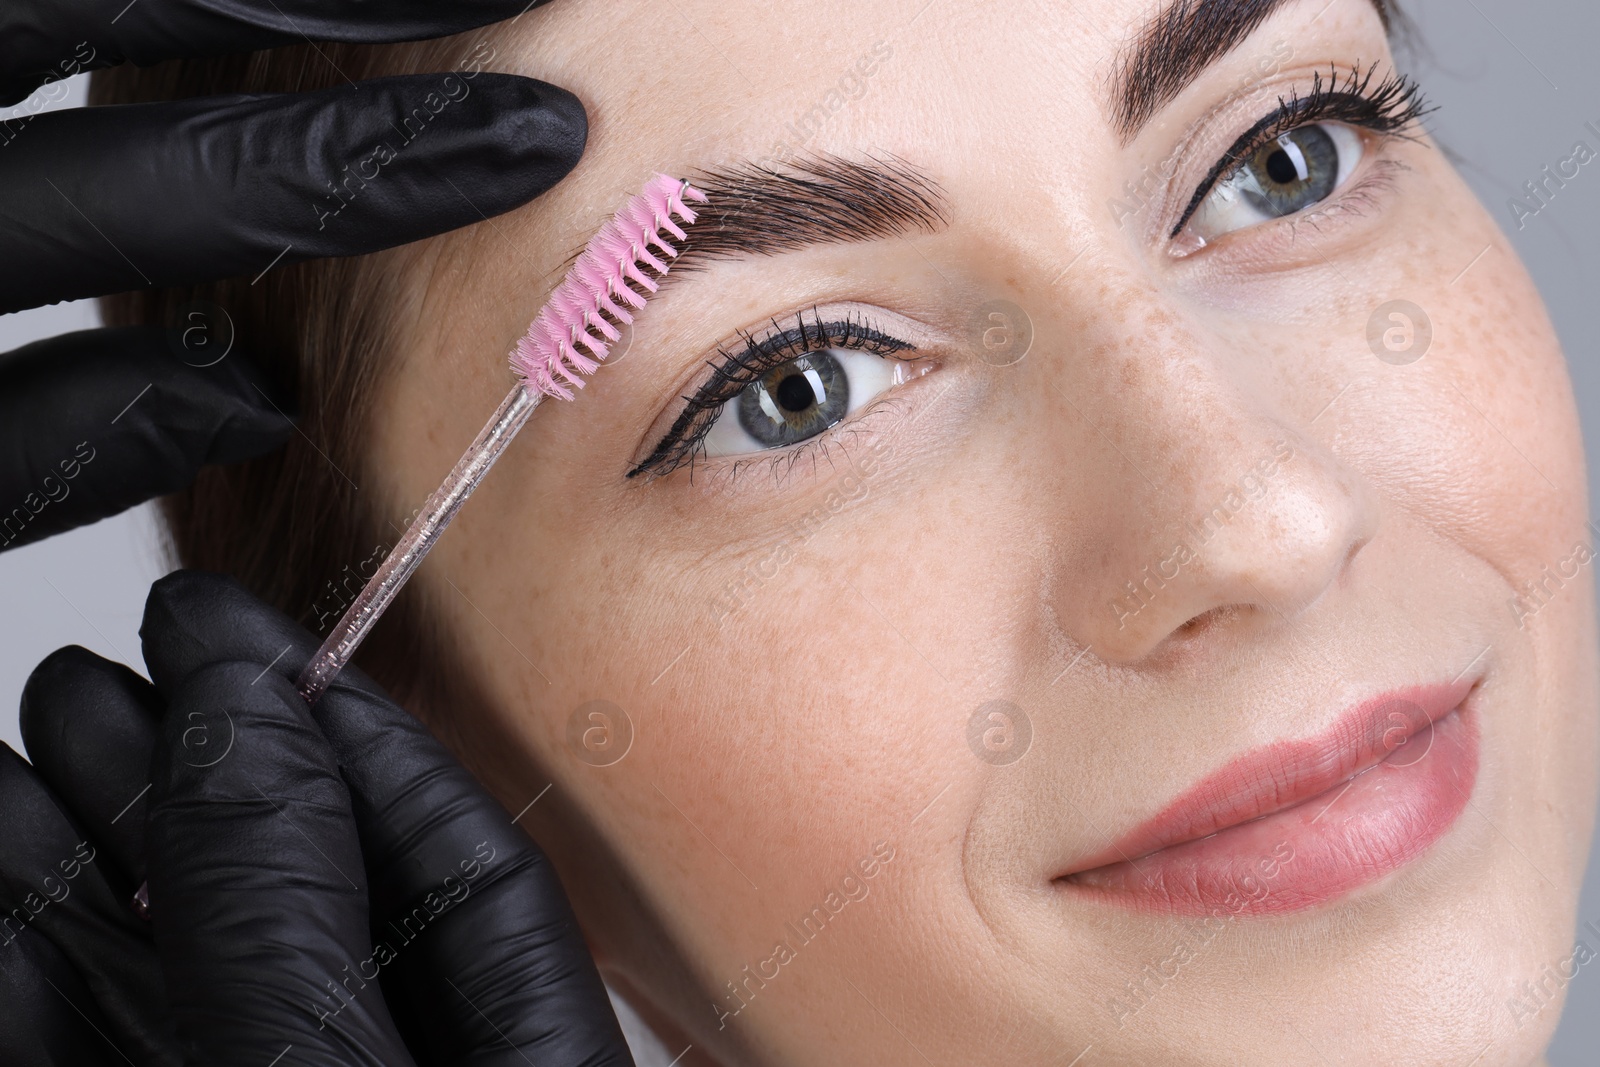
left=1187, top=122, right=1364, bottom=241
left=701, top=347, right=904, bottom=458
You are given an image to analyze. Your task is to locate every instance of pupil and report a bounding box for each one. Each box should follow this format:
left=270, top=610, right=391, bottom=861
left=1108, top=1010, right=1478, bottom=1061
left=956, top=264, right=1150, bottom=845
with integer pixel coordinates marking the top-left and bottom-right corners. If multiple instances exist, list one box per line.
left=1265, top=148, right=1300, bottom=186
left=1240, top=125, right=1338, bottom=220
left=733, top=348, right=850, bottom=450
left=775, top=372, right=816, bottom=413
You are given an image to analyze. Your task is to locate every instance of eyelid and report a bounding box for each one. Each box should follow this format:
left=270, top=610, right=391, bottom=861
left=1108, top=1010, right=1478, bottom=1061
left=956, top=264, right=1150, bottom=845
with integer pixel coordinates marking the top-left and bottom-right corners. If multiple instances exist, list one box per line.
left=629, top=302, right=941, bottom=479
left=1164, top=63, right=1431, bottom=240
left=1171, top=107, right=1297, bottom=238
left=700, top=347, right=932, bottom=462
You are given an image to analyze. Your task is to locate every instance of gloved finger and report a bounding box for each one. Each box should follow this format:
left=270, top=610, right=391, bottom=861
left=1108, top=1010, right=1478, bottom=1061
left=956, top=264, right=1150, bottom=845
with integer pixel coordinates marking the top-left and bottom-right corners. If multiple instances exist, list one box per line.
left=0, top=923, right=133, bottom=1067
left=21, top=646, right=164, bottom=884
left=0, top=72, right=585, bottom=313
left=142, top=571, right=637, bottom=1066
left=0, top=746, right=179, bottom=1066
left=0, top=0, right=558, bottom=106
left=329, top=680, right=639, bottom=1067
left=0, top=325, right=291, bottom=550
left=147, top=662, right=416, bottom=1065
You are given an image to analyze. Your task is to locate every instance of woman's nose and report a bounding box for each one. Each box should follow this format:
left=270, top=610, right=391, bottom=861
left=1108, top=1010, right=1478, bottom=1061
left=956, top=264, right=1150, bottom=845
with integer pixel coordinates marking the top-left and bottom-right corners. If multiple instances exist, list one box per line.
left=1046, top=323, right=1379, bottom=666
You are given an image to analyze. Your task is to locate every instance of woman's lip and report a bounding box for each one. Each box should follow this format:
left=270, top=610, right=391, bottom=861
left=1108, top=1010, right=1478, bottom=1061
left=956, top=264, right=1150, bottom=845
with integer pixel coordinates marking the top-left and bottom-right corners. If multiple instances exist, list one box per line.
left=1058, top=680, right=1481, bottom=915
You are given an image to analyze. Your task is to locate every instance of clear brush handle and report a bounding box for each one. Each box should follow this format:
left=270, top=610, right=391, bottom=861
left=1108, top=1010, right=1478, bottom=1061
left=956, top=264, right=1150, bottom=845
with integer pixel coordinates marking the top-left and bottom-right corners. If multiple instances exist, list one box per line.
left=295, top=384, right=539, bottom=705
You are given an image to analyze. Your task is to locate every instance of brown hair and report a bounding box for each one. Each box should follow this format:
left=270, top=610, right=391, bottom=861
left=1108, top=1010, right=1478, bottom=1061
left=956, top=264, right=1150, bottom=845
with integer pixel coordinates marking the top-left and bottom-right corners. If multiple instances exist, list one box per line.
left=93, top=37, right=485, bottom=752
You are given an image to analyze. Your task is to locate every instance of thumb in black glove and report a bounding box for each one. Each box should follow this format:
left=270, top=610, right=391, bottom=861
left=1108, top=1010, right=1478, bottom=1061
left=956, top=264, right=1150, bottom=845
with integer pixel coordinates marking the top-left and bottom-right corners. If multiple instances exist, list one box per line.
left=0, top=0, right=588, bottom=552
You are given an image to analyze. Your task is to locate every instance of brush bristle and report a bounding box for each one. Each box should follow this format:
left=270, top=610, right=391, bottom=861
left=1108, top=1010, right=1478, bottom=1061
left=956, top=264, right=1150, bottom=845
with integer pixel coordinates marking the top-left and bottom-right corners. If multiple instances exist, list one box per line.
left=509, top=173, right=708, bottom=400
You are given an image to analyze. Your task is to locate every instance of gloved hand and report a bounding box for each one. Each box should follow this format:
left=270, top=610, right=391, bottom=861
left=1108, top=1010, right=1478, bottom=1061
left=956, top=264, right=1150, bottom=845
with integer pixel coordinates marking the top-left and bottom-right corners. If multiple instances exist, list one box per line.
left=0, top=0, right=586, bottom=549
left=0, top=571, right=635, bottom=1066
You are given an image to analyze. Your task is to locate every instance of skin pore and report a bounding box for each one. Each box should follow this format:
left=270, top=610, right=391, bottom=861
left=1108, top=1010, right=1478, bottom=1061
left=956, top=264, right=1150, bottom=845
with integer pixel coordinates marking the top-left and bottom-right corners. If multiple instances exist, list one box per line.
left=348, top=0, right=1599, bottom=1063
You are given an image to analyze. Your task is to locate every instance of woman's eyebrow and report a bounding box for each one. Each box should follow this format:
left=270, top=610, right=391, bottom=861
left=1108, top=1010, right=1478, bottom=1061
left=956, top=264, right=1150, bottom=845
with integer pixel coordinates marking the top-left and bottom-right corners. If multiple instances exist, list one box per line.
left=665, top=154, right=949, bottom=273
left=1111, top=0, right=1390, bottom=141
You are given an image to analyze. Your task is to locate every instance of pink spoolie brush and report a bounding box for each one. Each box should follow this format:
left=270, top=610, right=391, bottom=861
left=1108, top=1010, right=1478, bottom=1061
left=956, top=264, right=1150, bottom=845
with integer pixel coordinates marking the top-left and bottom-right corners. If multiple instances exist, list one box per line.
left=295, top=173, right=707, bottom=704
left=132, top=178, right=704, bottom=913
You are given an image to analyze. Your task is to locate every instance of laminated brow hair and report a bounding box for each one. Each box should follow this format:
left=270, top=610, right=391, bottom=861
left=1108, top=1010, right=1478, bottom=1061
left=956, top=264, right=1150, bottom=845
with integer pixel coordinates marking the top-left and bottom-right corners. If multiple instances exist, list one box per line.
left=668, top=153, right=950, bottom=267
left=539, top=155, right=948, bottom=303
left=1112, top=0, right=1394, bottom=140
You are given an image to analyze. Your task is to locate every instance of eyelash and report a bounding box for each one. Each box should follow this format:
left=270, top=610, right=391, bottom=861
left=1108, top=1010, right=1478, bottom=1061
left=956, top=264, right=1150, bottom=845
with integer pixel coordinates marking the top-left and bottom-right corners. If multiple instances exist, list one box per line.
left=1171, top=62, right=1433, bottom=239
left=627, top=308, right=918, bottom=479
left=624, top=70, right=1427, bottom=482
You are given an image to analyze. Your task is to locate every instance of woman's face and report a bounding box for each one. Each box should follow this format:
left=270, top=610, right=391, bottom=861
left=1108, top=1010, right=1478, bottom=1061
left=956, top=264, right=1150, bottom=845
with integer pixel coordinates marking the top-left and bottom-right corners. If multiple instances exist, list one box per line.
left=367, top=0, right=1599, bottom=1063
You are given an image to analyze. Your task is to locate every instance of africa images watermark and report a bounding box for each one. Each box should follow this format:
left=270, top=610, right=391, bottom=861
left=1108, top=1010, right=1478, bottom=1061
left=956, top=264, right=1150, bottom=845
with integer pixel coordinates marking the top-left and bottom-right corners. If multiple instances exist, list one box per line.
left=1508, top=530, right=1596, bottom=630
left=760, top=41, right=894, bottom=169
left=1506, top=119, right=1600, bottom=231
left=0, top=841, right=98, bottom=947
left=1506, top=917, right=1600, bottom=1032
left=0, top=41, right=97, bottom=148
left=308, top=508, right=421, bottom=633
left=1109, top=38, right=1295, bottom=228
left=0, top=440, right=97, bottom=549
left=706, top=308, right=1009, bottom=629
left=311, top=840, right=498, bottom=1030
left=713, top=840, right=897, bottom=1031
left=707, top=402, right=909, bottom=629
left=312, top=40, right=500, bottom=231
left=566, top=699, right=635, bottom=767
left=1109, top=440, right=1296, bottom=630
left=968, top=699, right=1033, bottom=766
left=1105, top=840, right=1297, bottom=1028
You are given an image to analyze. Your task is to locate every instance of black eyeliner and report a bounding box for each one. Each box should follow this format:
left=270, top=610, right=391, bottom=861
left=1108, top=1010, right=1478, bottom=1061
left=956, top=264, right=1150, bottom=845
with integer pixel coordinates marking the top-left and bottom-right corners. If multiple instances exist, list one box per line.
left=1169, top=63, right=1433, bottom=239
left=628, top=308, right=915, bottom=479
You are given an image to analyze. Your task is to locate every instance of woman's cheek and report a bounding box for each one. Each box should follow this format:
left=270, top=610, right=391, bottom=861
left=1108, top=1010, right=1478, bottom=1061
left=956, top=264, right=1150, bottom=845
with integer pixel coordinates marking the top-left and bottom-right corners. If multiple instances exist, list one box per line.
left=612, top=481, right=1024, bottom=1044
left=1349, top=236, right=1583, bottom=586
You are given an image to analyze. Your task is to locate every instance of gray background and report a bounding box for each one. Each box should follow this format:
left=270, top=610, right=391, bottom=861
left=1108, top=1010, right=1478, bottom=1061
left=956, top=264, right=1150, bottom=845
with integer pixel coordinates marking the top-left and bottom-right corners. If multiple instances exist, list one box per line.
left=0, top=0, right=1596, bottom=1060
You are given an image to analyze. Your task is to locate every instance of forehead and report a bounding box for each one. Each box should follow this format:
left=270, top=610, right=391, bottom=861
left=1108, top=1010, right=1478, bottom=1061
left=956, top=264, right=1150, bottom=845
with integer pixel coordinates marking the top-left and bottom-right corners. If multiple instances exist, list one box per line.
left=482, top=0, right=1386, bottom=284
left=499, top=0, right=1124, bottom=167
left=512, top=0, right=1380, bottom=161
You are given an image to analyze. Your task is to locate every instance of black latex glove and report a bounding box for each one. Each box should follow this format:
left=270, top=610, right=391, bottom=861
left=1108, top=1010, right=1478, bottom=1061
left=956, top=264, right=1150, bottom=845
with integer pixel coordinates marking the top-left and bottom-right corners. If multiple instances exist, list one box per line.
left=0, top=571, right=635, bottom=1067
left=0, top=0, right=586, bottom=549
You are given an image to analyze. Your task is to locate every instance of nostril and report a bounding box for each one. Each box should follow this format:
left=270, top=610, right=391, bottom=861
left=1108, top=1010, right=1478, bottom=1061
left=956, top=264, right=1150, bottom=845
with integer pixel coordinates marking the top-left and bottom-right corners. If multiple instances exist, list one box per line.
left=1341, top=535, right=1370, bottom=579
left=1175, top=604, right=1242, bottom=638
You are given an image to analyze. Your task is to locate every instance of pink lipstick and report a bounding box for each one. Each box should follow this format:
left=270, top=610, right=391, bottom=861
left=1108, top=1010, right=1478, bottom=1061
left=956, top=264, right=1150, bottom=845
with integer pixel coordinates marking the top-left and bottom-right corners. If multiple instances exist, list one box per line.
left=1061, top=681, right=1480, bottom=916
